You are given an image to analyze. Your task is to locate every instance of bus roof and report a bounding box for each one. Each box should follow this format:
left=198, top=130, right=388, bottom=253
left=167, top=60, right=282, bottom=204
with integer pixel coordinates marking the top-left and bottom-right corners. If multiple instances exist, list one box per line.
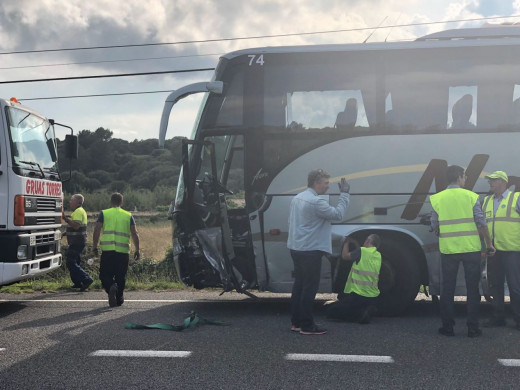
left=221, top=25, right=520, bottom=60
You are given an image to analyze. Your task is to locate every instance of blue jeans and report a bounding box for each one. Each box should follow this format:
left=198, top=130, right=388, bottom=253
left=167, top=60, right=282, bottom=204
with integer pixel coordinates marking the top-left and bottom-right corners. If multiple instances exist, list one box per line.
left=488, top=250, right=520, bottom=324
left=66, top=244, right=91, bottom=286
left=290, top=250, right=323, bottom=330
left=440, top=252, right=481, bottom=329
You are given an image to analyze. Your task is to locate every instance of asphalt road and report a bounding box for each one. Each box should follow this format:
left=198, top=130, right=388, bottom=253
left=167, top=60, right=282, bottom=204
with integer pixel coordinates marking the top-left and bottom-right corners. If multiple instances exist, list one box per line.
left=1, top=290, right=520, bottom=390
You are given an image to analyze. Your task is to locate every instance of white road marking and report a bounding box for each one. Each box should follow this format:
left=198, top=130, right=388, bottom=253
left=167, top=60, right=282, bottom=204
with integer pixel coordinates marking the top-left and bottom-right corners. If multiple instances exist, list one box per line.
left=498, top=359, right=520, bottom=367
left=89, top=350, right=192, bottom=358
left=0, top=348, right=5, bottom=352
left=285, top=354, right=394, bottom=363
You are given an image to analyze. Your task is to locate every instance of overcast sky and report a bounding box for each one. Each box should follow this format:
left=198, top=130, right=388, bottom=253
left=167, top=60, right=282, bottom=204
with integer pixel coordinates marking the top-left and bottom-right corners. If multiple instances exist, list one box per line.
left=1, top=0, right=519, bottom=141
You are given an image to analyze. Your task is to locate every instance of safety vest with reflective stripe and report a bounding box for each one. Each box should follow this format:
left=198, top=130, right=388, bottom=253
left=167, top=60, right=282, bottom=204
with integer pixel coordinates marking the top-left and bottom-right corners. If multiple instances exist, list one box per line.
left=430, top=188, right=481, bottom=255
left=344, top=247, right=381, bottom=298
left=66, top=206, right=87, bottom=245
left=482, top=191, right=520, bottom=251
left=100, top=207, right=132, bottom=254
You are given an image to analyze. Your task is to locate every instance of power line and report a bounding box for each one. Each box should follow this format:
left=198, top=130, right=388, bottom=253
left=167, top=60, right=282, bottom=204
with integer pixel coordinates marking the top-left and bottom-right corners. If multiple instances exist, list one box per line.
left=0, top=67, right=215, bottom=85
left=0, top=52, right=222, bottom=70
left=1, top=14, right=519, bottom=55
left=18, top=90, right=176, bottom=101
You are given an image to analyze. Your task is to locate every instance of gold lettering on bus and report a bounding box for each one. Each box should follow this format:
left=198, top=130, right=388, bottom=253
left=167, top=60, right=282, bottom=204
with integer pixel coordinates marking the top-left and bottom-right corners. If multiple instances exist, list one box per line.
left=401, top=154, right=489, bottom=220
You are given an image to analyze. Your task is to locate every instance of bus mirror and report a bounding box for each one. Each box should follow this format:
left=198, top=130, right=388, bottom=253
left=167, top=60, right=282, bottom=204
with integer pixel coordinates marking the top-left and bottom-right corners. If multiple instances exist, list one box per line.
left=64, top=134, right=78, bottom=160
left=46, top=138, right=58, bottom=162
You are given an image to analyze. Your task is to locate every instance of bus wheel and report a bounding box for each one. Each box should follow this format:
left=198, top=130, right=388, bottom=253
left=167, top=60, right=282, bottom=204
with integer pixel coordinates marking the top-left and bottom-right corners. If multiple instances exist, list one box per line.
left=376, top=240, right=421, bottom=316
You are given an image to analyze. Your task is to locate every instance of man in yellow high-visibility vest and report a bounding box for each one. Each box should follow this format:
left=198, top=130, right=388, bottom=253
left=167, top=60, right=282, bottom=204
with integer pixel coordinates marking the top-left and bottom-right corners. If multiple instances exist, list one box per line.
left=326, top=234, right=381, bottom=324
left=62, top=193, right=93, bottom=291
left=482, top=170, right=520, bottom=330
left=430, top=165, right=495, bottom=338
left=93, top=193, right=140, bottom=307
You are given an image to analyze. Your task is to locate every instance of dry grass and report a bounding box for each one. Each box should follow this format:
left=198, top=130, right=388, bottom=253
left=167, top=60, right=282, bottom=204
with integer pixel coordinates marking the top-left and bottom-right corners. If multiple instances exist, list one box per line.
left=134, top=222, right=172, bottom=261
left=65, top=217, right=172, bottom=262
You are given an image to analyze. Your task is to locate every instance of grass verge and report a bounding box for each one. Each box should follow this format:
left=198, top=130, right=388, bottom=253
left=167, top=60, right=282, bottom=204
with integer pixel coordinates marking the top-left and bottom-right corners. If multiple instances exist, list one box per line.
left=0, top=247, right=183, bottom=294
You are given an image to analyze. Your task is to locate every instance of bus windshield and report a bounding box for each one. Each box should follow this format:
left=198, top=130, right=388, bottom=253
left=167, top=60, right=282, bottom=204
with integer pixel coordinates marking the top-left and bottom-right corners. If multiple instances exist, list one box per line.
left=6, top=106, right=58, bottom=174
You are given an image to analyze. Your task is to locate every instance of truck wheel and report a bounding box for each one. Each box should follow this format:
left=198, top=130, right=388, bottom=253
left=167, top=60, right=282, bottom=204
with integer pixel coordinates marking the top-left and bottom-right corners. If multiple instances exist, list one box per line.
left=376, top=240, right=421, bottom=316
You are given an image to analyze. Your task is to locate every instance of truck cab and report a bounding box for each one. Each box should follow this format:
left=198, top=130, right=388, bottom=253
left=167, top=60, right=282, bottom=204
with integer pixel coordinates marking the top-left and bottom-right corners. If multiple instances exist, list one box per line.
left=0, top=98, right=77, bottom=286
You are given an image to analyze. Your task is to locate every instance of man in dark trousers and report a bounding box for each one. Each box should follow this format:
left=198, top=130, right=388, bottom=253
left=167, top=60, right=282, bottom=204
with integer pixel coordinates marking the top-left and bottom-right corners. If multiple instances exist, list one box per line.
left=93, top=193, right=140, bottom=307
left=63, top=193, right=93, bottom=291
left=327, top=234, right=382, bottom=324
left=430, top=165, right=495, bottom=337
left=287, top=169, right=350, bottom=335
left=481, top=170, right=520, bottom=330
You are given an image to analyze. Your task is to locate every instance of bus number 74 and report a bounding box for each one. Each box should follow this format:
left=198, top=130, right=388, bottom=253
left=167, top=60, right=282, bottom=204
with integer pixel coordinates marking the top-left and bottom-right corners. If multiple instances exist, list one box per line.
left=248, top=54, right=265, bottom=66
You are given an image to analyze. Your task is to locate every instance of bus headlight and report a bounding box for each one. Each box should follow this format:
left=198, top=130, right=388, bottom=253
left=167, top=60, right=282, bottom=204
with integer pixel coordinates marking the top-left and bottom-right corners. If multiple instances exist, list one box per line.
left=17, top=245, right=28, bottom=260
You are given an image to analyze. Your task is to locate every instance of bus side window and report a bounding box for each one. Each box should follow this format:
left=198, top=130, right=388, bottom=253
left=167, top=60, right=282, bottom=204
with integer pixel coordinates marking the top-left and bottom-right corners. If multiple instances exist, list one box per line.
left=511, top=85, right=520, bottom=126
left=513, top=98, right=520, bottom=125
left=447, top=86, right=477, bottom=130
left=451, top=94, right=475, bottom=130
left=335, top=98, right=358, bottom=130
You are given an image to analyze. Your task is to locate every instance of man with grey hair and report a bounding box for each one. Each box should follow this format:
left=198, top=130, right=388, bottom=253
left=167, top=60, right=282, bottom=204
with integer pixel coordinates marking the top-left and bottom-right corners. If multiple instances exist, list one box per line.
left=288, top=168, right=350, bottom=335
left=63, top=193, right=93, bottom=291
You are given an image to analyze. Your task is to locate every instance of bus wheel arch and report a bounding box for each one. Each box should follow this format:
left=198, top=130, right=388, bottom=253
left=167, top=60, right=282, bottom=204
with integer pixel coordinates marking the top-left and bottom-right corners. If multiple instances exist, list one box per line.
left=348, top=230, right=427, bottom=316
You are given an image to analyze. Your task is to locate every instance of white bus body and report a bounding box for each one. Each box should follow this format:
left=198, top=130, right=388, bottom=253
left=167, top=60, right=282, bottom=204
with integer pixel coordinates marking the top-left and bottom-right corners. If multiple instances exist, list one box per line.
left=159, top=25, right=520, bottom=314
left=0, top=98, right=76, bottom=286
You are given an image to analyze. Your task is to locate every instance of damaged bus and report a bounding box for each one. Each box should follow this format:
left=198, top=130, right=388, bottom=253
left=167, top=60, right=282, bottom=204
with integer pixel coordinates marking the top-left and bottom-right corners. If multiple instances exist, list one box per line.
left=159, top=24, right=520, bottom=315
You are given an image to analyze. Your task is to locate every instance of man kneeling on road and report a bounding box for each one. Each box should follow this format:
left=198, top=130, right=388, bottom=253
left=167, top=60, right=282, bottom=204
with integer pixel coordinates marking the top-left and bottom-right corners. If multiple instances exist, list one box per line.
left=327, top=234, right=382, bottom=324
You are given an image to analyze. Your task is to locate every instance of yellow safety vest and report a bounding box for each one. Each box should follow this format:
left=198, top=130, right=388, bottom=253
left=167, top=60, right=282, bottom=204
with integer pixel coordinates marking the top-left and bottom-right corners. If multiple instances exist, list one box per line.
left=482, top=191, right=520, bottom=251
left=344, top=247, right=381, bottom=298
left=100, top=207, right=132, bottom=254
left=66, top=206, right=87, bottom=245
left=430, top=188, right=482, bottom=254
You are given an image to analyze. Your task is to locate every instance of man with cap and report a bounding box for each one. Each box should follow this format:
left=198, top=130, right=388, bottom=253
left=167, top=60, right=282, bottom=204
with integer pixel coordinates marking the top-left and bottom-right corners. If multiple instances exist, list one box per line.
left=430, top=165, right=495, bottom=338
left=482, top=171, right=520, bottom=330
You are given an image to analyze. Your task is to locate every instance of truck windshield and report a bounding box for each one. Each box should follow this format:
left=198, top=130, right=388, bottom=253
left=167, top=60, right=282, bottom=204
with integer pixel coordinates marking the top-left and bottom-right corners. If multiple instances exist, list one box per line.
left=6, top=106, right=58, bottom=174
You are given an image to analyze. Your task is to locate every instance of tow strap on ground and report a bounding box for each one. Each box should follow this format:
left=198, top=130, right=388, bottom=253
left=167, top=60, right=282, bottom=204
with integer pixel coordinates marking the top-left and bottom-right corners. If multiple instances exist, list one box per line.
left=124, top=311, right=230, bottom=331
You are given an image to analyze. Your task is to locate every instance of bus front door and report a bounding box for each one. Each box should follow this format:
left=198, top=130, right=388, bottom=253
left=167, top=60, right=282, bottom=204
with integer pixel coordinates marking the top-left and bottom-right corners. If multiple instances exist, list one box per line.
left=180, top=135, right=257, bottom=293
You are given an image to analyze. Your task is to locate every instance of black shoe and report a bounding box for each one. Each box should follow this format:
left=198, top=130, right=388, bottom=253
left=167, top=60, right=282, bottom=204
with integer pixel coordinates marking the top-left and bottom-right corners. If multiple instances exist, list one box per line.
left=468, top=327, right=482, bottom=338
left=300, top=326, right=327, bottom=335
left=80, top=278, right=93, bottom=292
left=117, top=296, right=124, bottom=306
left=438, top=326, right=455, bottom=336
left=108, top=283, right=118, bottom=307
left=358, top=309, right=371, bottom=324
left=483, top=318, right=506, bottom=327
left=358, top=306, right=377, bottom=324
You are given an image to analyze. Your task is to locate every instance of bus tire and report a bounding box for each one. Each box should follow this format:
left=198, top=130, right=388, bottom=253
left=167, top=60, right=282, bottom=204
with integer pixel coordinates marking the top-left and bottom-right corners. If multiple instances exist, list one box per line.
left=376, top=240, right=421, bottom=316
